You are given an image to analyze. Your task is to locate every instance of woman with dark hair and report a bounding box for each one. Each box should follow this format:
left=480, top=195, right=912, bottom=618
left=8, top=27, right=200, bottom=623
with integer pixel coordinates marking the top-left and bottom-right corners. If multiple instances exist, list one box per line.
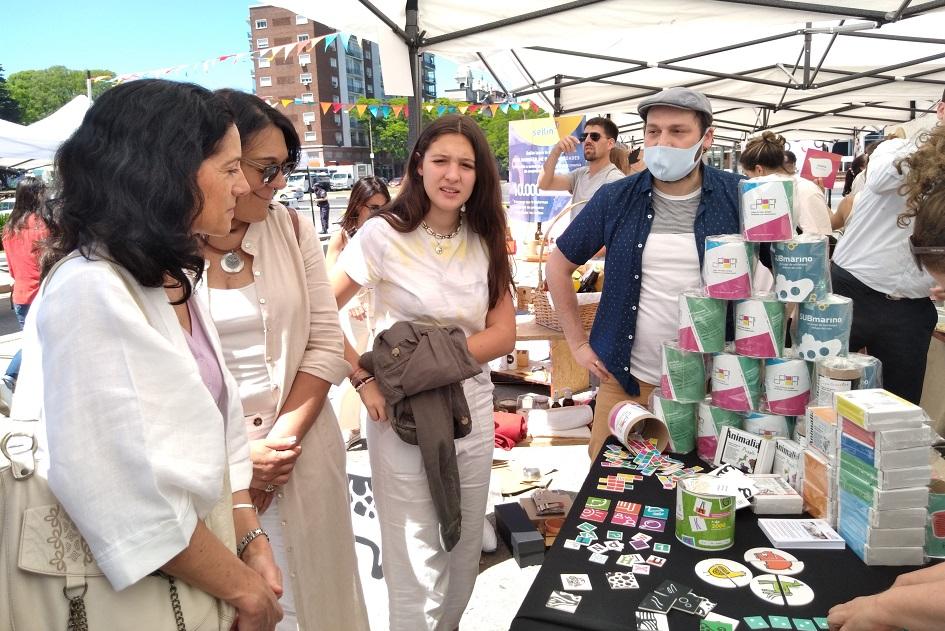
left=325, top=175, right=390, bottom=446
left=2, top=175, right=49, bottom=389
left=199, top=89, right=368, bottom=631
left=331, top=114, right=515, bottom=630
left=740, top=131, right=833, bottom=235
left=11, top=79, right=282, bottom=629
left=843, top=153, right=867, bottom=196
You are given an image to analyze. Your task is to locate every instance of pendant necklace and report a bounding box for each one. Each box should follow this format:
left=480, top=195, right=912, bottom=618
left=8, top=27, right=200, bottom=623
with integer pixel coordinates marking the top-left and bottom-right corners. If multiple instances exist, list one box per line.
left=201, top=237, right=245, bottom=274
left=420, top=213, right=463, bottom=255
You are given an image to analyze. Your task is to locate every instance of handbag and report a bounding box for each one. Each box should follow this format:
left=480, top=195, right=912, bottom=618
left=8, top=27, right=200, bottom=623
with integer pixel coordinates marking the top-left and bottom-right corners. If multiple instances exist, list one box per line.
left=0, top=255, right=238, bottom=631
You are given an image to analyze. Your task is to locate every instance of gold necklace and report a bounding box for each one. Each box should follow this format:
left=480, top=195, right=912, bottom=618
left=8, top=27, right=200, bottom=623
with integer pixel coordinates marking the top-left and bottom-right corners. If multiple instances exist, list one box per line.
left=420, top=214, right=463, bottom=255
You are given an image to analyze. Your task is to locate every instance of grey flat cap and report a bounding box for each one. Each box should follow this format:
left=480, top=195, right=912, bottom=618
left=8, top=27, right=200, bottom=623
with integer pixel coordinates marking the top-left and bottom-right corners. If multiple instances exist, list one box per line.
left=638, top=87, right=713, bottom=125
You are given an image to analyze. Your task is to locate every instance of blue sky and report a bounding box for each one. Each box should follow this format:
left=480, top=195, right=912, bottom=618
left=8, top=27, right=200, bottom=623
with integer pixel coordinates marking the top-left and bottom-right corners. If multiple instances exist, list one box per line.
left=1, top=0, right=473, bottom=97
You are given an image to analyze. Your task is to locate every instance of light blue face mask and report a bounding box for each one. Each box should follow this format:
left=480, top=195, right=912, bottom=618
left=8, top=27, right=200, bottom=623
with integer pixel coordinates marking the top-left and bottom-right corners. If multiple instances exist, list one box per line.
left=644, top=133, right=707, bottom=182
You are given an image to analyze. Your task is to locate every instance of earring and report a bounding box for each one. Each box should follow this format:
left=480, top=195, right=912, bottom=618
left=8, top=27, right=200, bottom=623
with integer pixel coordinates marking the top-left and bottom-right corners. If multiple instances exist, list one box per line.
left=460, top=203, right=466, bottom=213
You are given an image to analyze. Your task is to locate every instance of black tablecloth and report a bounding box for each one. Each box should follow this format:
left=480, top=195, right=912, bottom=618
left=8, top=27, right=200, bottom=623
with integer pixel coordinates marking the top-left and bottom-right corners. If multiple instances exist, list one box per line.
left=511, top=445, right=919, bottom=630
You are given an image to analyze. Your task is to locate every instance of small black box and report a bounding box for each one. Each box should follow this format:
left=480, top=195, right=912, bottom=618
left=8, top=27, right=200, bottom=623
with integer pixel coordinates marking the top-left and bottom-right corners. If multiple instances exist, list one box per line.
left=494, top=502, right=545, bottom=567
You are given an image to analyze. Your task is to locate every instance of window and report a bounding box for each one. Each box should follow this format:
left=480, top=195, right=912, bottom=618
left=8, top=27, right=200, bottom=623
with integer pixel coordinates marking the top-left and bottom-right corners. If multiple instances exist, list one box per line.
left=298, top=53, right=310, bottom=66
left=256, top=38, right=269, bottom=49
left=365, top=68, right=372, bottom=78
left=295, top=14, right=308, bottom=25
left=335, top=132, right=344, bottom=145
left=300, top=73, right=312, bottom=84
left=304, top=131, right=317, bottom=142
left=302, top=111, right=316, bottom=124
left=334, top=114, right=341, bottom=125
left=297, top=33, right=310, bottom=42
left=255, top=19, right=267, bottom=29
left=330, top=58, right=337, bottom=68
left=259, top=76, right=272, bottom=87
left=301, top=92, right=314, bottom=103
left=331, top=76, right=339, bottom=89
left=258, top=57, right=270, bottom=69
left=332, top=95, right=340, bottom=103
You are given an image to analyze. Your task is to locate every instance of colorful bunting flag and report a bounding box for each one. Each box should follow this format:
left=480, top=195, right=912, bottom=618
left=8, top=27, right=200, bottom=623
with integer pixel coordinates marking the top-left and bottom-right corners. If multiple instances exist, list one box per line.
left=320, top=102, right=332, bottom=114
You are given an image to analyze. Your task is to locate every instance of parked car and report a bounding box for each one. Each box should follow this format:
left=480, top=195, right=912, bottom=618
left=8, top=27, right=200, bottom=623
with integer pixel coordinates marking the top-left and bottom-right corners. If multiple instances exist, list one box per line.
left=330, top=172, right=354, bottom=190
left=0, top=196, right=14, bottom=217
left=388, top=176, right=403, bottom=188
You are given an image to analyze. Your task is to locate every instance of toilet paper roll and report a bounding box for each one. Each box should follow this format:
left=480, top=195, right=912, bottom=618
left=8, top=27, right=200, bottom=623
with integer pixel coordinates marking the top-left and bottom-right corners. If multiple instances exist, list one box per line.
left=848, top=352, right=883, bottom=390
left=651, top=395, right=697, bottom=454
left=711, top=352, right=763, bottom=412
left=814, top=356, right=863, bottom=406
left=740, top=176, right=796, bottom=242
left=764, top=357, right=812, bottom=416
left=771, top=234, right=831, bottom=303
left=703, top=235, right=755, bottom=300
left=678, top=289, right=726, bottom=353
left=734, top=292, right=786, bottom=358
left=697, top=399, right=743, bottom=463
left=660, top=340, right=707, bottom=403
left=797, top=294, right=853, bottom=361
left=743, top=411, right=793, bottom=438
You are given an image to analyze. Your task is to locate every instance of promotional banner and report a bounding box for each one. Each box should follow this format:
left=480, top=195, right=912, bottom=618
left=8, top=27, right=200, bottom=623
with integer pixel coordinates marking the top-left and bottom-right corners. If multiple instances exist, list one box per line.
left=508, top=115, right=586, bottom=223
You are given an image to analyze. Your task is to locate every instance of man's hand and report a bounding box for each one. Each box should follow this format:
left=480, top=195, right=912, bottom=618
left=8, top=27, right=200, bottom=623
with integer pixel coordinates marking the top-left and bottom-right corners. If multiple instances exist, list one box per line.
left=572, top=342, right=613, bottom=382
left=554, top=135, right=581, bottom=155
left=930, top=285, right=945, bottom=301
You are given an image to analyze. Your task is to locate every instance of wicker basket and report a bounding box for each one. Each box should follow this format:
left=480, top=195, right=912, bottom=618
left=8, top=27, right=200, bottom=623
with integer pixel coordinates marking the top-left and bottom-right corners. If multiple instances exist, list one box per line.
left=533, top=201, right=600, bottom=332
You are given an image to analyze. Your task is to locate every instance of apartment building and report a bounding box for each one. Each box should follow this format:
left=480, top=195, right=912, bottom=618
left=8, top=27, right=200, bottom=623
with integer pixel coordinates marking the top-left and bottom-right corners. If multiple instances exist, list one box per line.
left=248, top=6, right=391, bottom=167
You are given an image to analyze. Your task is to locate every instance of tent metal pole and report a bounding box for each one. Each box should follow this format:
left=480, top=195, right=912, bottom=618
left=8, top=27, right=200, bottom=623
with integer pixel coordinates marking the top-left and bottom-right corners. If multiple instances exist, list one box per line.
left=422, top=0, right=607, bottom=46
left=356, top=0, right=409, bottom=40
left=660, top=30, right=801, bottom=64
left=899, top=0, right=945, bottom=18
left=711, top=0, right=889, bottom=22
left=813, top=52, right=945, bottom=88
left=406, top=0, right=421, bottom=149
left=553, top=74, right=563, bottom=115
left=803, top=23, right=812, bottom=88
left=888, top=0, right=913, bottom=21
left=776, top=41, right=807, bottom=110
left=809, top=19, right=843, bottom=85
left=783, top=66, right=945, bottom=108
left=815, top=65, right=945, bottom=86
left=476, top=52, right=511, bottom=99
left=911, top=100, right=917, bottom=120
left=840, top=30, right=945, bottom=45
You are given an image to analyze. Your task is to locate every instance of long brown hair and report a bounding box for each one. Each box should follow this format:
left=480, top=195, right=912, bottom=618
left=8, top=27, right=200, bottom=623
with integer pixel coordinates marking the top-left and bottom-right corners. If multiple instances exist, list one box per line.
left=340, top=176, right=390, bottom=237
left=898, top=125, right=945, bottom=229
left=377, top=115, right=512, bottom=308
left=5, top=176, right=46, bottom=236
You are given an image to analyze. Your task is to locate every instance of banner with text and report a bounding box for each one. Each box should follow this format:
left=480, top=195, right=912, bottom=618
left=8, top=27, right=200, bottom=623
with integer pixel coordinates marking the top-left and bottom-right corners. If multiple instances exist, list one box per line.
left=508, top=115, right=586, bottom=223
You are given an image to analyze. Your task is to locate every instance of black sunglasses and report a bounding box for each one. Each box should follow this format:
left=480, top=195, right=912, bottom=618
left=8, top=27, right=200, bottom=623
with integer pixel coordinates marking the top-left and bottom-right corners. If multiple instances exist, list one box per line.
left=909, top=235, right=945, bottom=271
left=241, top=157, right=297, bottom=185
left=579, top=132, right=603, bottom=142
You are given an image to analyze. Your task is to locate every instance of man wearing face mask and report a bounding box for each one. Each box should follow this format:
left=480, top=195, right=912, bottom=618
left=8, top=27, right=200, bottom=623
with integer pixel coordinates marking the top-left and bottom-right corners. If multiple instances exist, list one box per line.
left=546, top=87, right=745, bottom=459
left=538, top=116, right=625, bottom=219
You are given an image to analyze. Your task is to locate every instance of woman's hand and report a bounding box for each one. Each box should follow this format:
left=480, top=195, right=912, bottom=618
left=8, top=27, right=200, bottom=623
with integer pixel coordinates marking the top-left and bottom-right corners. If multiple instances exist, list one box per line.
left=358, top=380, right=387, bottom=422
left=827, top=595, right=897, bottom=631
left=241, top=536, right=283, bottom=598
left=250, top=436, right=300, bottom=487
left=348, top=305, right=367, bottom=321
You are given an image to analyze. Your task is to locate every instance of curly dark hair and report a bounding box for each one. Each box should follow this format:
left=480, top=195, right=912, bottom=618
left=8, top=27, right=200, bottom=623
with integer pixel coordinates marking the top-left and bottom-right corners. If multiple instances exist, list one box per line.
left=376, top=115, right=512, bottom=309
left=45, top=79, right=234, bottom=303
left=898, top=125, right=945, bottom=228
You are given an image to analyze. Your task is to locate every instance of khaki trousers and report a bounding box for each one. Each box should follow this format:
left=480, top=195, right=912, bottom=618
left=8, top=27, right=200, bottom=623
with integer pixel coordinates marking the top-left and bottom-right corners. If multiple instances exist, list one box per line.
left=590, top=378, right=657, bottom=459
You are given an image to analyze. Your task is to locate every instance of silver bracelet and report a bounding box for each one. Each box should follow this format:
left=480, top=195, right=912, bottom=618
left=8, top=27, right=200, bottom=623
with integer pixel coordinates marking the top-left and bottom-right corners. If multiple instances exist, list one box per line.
left=232, top=503, right=256, bottom=511
left=236, top=527, right=270, bottom=558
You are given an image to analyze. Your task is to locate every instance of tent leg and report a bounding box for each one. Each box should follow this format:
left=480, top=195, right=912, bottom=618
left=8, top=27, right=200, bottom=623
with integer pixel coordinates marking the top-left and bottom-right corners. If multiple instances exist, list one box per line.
left=406, top=0, right=422, bottom=150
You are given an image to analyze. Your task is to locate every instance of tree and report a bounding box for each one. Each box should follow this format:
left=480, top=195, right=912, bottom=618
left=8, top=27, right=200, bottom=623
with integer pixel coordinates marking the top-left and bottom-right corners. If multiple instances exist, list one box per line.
left=8, top=66, right=114, bottom=124
left=0, top=65, right=20, bottom=123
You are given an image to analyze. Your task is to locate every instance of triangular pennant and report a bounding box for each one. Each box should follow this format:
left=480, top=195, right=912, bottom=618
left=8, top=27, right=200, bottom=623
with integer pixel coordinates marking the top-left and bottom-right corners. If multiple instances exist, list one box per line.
left=529, top=100, right=540, bottom=112
left=500, top=103, right=510, bottom=113
left=324, top=33, right=337, bottom=50
left=391, top=105, right=404, bottom=117
left=281, top=99, right=294, bottom=108
left=356, top=104, right=368, bottom=116
left=403, top=106, right=409, bottom=117
left=331, top=102, right=344, bottom=113
left=424, top=104, right=435, bottom=112
left=321, top=102, right=332, bottom=114
left=381, top=105, right=391, bottom=118
left=436, top=105, right=447, bottom=116
left=511, top=103, right=521, bottom=111
left=468, top=104, right=479, bottom=113
left=368, top=105, right=380, bottom=118
left=490, top=104, right=500, bottom=115
left=219, top=54, right=235, bottom=62
left=458, top=105, right=468, bottom=114
left=294, top=98, right=303, bottom=105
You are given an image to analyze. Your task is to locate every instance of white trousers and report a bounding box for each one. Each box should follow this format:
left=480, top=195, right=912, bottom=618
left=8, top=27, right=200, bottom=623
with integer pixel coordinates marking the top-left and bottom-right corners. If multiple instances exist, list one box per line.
left=258, top=495, right=298, bottom=631
left=366, top=370, right=494, bottom=631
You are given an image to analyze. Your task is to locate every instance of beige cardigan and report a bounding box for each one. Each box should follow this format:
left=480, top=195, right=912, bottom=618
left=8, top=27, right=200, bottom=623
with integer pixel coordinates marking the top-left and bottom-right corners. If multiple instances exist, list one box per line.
left=201, top=203, right=368, bottom=631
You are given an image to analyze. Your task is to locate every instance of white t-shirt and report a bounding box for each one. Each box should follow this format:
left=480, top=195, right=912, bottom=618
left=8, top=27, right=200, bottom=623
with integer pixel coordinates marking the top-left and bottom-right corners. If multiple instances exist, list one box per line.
left=339, top=215, right=491, bottom=338
left=630, top=188, right=703, bottom=385
left=793, top=175, right=833, bottom=236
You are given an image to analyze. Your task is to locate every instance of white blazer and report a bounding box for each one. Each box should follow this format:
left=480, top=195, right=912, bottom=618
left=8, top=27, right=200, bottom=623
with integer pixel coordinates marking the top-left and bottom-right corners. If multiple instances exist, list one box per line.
left=11, top=254, right=252, bottom=591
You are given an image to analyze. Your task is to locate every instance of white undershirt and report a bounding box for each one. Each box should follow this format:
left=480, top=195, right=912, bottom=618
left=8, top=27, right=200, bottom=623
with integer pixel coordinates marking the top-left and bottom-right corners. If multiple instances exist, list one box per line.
left=630, top=188, right=703, bottom=384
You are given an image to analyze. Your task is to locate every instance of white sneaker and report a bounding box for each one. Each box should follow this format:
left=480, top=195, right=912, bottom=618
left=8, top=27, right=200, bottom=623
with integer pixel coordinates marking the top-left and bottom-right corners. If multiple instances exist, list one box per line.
left=481, top=518, right=497, bottom=553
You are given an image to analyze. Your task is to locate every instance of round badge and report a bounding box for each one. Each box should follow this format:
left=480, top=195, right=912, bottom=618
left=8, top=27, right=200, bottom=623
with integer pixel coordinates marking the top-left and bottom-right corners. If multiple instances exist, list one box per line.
left=694, top=558, right=753, bottom=588
left=743, top=547, right=805, bottom=576
left=749, top=574, right=815, bottom=606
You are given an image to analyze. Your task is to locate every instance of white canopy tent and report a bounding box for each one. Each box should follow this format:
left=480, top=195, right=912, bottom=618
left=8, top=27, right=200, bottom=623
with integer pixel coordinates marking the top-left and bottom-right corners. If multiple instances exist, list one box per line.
left=270, top=0, right=945, bottom=145
left=0, top=95, right=91, bottom=170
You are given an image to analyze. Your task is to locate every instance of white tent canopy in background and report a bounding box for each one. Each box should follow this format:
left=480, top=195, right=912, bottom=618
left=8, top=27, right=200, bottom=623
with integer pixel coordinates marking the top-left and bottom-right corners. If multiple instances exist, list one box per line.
left=271, top=0, right=945, bottom=144
left=0, top=95, right=91, bottom=169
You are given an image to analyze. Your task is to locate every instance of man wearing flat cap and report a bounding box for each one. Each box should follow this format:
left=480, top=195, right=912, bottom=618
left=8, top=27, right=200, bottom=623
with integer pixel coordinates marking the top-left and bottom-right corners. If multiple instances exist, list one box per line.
left=546, top=87, right=745, bottom=459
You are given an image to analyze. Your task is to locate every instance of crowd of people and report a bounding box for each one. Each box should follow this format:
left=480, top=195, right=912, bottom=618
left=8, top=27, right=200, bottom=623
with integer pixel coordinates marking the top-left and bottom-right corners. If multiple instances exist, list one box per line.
left=1, top=76, right=943, bottom=631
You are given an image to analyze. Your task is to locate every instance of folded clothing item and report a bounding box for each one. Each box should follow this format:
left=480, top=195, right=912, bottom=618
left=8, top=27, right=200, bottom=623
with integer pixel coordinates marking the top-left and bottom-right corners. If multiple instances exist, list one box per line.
left=495, top=411, right=527, bottom=450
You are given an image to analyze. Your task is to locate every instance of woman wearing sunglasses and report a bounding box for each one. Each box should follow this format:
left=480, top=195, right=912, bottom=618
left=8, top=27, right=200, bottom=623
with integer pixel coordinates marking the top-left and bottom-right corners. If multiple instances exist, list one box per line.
left=198, top=90, right=368, bottom=631
left=325, top=176, right=390, bottom=447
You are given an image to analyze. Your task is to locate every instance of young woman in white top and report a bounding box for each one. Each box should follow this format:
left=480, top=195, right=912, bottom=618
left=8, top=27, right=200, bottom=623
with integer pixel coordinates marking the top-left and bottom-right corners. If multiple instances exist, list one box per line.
left=740, top=131, right=834, bottom=236
left=12, top=79, right=282, bottom=630
left=198, top=90, right=368, bottom=631
left=331, top=114, right=516, bottom=630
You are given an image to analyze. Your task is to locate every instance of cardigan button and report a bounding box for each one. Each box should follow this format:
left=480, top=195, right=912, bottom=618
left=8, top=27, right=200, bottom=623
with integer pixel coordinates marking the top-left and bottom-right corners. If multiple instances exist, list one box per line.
left=391, top=347, right=401, bottom=357
left=252, top=417, right=263, bottom=426
left=460, top=416, right=470, bottom=425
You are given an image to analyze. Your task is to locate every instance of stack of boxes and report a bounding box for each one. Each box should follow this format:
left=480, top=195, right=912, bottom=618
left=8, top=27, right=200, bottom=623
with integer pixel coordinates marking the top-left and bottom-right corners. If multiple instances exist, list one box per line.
left=833, top=389, right=933, bottom=565
left=800, top=406, right=840, bottom=526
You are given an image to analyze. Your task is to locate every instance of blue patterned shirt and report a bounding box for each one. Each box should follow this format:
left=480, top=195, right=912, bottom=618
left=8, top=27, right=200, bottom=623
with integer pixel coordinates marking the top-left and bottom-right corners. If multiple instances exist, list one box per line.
left=556, top=165, right=746, bottom=395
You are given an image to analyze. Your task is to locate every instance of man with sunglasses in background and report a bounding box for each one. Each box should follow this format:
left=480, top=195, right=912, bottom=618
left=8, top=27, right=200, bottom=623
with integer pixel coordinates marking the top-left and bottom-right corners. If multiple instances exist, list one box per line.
left=546, top=87, right=746, bottom=459
left=830, top=90, right=945, bottom=404
left=538, top=116, right=624, bottom=219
